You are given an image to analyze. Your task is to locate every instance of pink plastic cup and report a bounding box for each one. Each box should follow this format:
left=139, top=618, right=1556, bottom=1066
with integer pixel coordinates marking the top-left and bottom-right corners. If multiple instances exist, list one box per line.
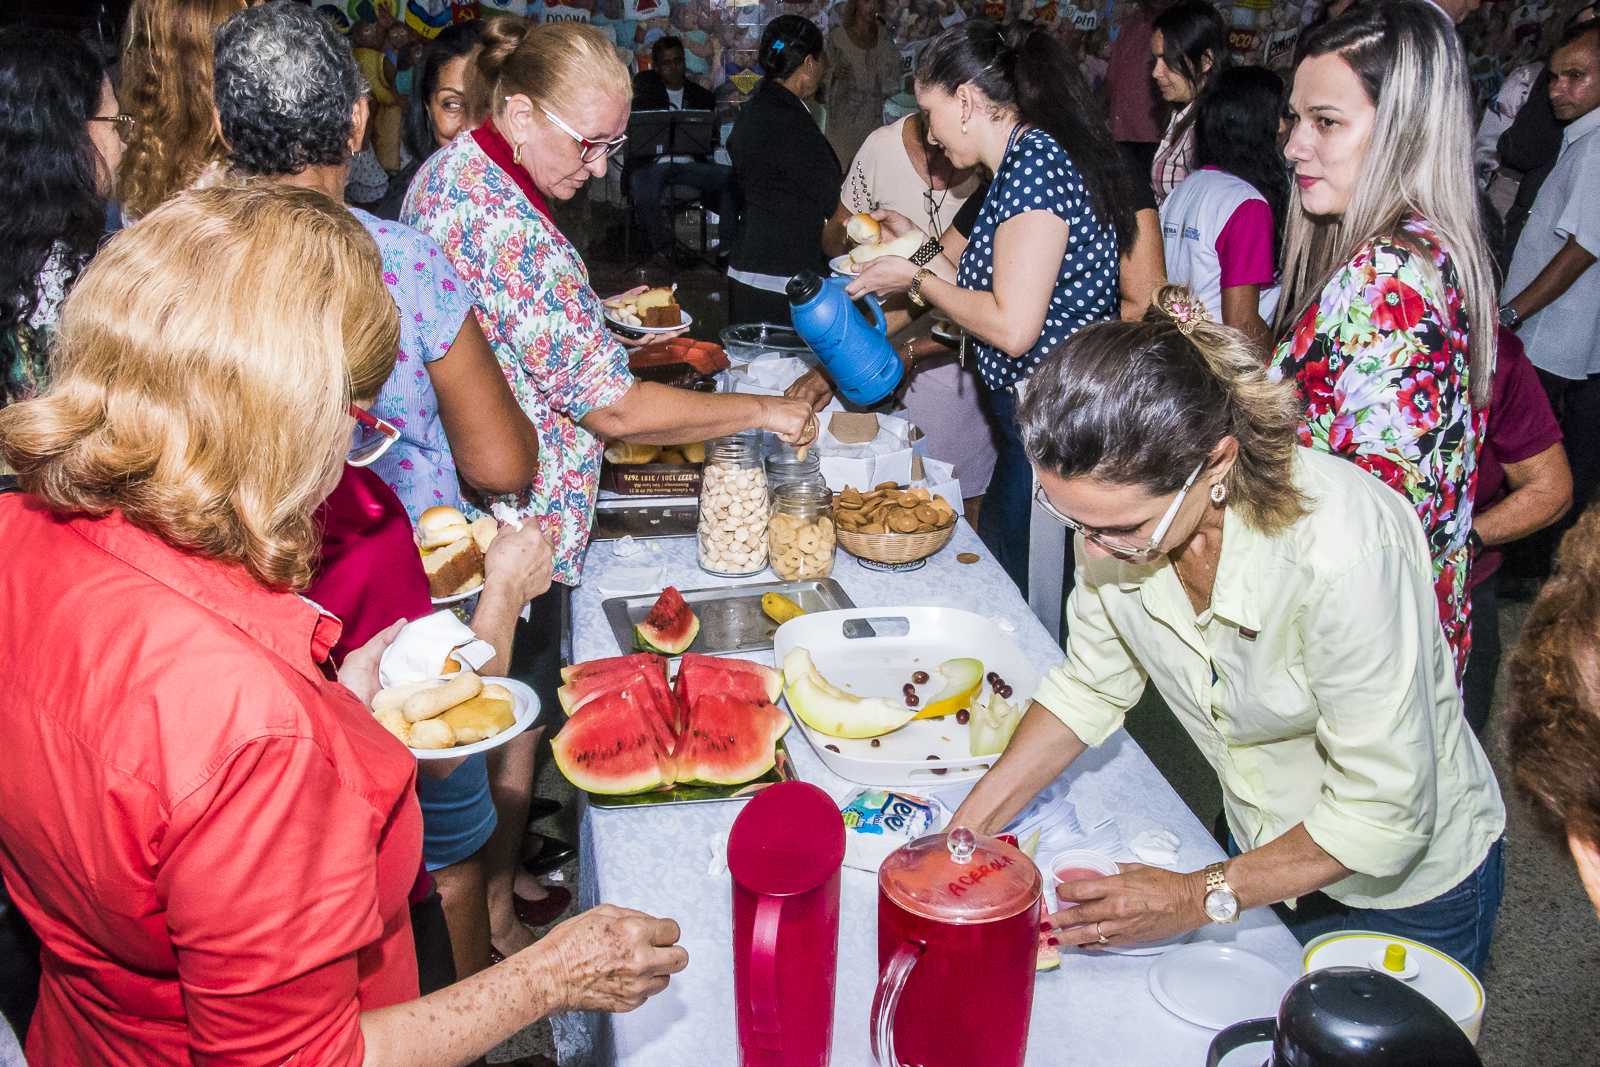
left=1046, top=849, right=1121, bottom=914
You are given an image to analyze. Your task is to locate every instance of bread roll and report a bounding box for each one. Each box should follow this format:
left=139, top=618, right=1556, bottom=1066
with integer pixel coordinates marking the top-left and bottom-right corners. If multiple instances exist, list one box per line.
left=469, top=516, right=498, bottom=554
left=849, top=229, right=927, bottom=266
left=409, top=718, right=457, bottom=749
left=846, top=213, right=881, bottom=245
left=418, top=505, right=473, bottom=548
left=440, top=694, right=517, bottom=744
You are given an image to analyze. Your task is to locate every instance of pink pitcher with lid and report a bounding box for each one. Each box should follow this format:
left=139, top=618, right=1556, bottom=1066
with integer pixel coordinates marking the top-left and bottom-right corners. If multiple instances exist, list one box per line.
left=728, top=781, right=846, bottom=1067
left=873, top=827, right=1043, bottom=1067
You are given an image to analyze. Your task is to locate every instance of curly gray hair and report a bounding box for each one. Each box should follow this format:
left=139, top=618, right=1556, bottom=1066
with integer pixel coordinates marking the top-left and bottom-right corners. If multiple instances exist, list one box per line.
left=213, top=3, right=366, bottom=176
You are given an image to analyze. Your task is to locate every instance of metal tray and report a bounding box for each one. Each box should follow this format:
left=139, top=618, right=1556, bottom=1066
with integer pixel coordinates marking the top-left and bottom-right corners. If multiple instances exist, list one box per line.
left=588, top=739, right=798, bottom=808
left=600, top=578, right=855, bottom=658
left=591, top=502, right=700, bottom=541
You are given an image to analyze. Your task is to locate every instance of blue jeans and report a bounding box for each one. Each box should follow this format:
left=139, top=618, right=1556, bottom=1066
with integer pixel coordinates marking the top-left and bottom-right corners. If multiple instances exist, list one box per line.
left=1229, top=833, right=1505, bottom=978
left=629, top=159, right=735, bottom=255
left=976, top=382, right=1032, bottom=597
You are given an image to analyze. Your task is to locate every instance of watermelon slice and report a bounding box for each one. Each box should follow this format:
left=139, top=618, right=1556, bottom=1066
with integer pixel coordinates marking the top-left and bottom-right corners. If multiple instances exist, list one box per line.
left=560, top=652, right=665, bottom=686
left=676, top=653, right=784, bottom=703
left=552, top=694, right=675, bottom=795
left=672, top=694, right=792, bottom=785
left=558, top=662, right=679, bottom=725
left=633, top=587, right=699, bottom=655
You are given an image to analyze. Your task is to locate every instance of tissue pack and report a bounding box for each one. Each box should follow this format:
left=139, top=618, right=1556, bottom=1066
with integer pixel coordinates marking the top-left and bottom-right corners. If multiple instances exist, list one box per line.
left=840, top=788, right=940, bottom=871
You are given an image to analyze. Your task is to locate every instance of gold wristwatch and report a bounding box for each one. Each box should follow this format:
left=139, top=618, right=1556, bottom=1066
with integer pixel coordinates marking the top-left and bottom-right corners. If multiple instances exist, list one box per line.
left=908, top=267, right=931, bottom=308
left=1202, top=861, right=1240, bottom=924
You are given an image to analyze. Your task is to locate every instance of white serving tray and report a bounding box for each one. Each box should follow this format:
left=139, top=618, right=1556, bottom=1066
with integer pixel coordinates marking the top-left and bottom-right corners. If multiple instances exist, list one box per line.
left=772, top=607, right=1037, bottom=786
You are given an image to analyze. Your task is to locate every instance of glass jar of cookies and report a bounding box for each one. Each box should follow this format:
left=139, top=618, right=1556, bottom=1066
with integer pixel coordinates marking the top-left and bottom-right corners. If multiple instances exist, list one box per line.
left=768, top=482, right=836, bottom=580
left=763, top=446, right=824, bottom=501
left=697, top=432, right=770, bottom=576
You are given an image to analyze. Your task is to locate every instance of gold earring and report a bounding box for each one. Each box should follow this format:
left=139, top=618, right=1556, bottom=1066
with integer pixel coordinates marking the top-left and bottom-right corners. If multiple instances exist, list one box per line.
left=513, top=142, right=522, bottom=166
left=1210, top=482, right=1227, bottom=504
left=961, top=121, right=967, bottom=134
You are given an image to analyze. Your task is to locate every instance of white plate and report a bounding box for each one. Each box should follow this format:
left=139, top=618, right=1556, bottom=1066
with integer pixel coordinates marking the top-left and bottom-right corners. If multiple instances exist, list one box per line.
left=431, top=581, right=482, bottom=606
left=408, top=676, right=540, bottom=760
left=772, top=607, right=1036, bottom=786
left=828, top=253, right=858, bottom=277
left=604, top=308, right=694, bottom=335
left=931, top=318, right=963, bottom=344
left=1091, top=929, right=1194, bottom=956
left=1147, top=944, right=1294, bottom=1030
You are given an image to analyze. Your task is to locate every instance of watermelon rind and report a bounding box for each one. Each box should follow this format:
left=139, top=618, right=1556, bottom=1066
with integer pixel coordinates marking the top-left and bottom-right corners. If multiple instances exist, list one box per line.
left=633, top=587, right=700, bottom=655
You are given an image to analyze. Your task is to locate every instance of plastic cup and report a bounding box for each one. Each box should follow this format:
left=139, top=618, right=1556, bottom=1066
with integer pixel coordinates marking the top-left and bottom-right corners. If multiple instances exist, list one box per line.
left=1046, top=849, right=1121, bottom=913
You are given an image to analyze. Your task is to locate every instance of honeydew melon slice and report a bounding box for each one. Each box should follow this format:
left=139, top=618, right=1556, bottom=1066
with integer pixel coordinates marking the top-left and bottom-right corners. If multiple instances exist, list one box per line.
left=781, top=647, right=917, bottom=740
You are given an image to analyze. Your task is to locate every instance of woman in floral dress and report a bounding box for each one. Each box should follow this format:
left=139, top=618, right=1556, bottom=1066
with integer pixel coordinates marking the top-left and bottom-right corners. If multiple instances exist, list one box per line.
left=1269, top=3, right=1500, bottom=678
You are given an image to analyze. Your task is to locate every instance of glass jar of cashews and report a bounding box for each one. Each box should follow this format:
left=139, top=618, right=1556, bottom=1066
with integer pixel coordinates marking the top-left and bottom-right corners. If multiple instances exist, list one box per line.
left=697, top=432, right=771, bottom=576
left=768, top=482, right=836, bottom=580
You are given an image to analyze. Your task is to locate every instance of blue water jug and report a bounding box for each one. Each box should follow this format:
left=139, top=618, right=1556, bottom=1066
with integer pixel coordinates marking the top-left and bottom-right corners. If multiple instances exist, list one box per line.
left=786, top=270, right=904, bottom=407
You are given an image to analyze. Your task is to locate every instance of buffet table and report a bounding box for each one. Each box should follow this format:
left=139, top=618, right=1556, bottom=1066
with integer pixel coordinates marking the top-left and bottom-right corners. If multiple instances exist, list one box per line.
left=551, top=521, right=1304, bottom=1067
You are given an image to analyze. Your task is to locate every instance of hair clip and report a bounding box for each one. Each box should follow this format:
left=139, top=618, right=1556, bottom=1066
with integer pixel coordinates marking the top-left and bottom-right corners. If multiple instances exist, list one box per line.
left=1167, top=295, right=1213, bottom=336
left=771, top=38, right=786, bottom=51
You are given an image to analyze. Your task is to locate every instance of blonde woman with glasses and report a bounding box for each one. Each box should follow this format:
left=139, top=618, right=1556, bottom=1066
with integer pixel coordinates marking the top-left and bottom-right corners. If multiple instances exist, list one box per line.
left=1268, top=1, right=1499, bottom=680
left=0, top=184, right=686, bottom=1066
left=953, top=285, right=1505, bottom=976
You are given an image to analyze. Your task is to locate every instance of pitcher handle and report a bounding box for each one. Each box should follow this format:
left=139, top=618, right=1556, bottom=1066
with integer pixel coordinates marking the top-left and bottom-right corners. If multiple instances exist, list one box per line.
left=861, top=292, right=888, bottom=337
left=870, top=939, right=924, bottom=1067
left=750, top=896, right=784, bottom=1051
left=1206, top=1018, right=1277, bottom=1067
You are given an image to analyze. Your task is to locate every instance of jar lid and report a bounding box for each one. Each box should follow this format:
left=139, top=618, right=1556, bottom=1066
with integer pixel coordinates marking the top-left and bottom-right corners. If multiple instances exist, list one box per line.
left=878, top=828, right=1041, bottom=924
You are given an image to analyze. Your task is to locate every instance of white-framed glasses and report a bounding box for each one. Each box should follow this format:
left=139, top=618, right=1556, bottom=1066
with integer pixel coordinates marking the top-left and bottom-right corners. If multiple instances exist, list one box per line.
left=540, top=106, right=628, bottom=163
left=1034, top=461, right=1206, bottom=562
left=348, top=403, right=402, bottom=468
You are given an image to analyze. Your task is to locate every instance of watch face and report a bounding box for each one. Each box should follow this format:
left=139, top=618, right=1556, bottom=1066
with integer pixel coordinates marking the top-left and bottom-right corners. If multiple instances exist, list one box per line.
left=1204, top=888, right=1239, bottom=922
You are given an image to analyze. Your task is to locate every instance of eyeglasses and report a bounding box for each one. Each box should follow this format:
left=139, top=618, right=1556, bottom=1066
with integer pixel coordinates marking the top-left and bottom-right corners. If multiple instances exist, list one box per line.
left=88, top=114, right=136, bottom=145
left=348, top=403, right=402, bottom=468
left=540, top=107, right=628, bottom=163
left=1034, top=461, right=1206, bottom=562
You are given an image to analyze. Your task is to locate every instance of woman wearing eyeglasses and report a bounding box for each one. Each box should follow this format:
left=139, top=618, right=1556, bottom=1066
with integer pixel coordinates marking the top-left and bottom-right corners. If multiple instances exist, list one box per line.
left=0, top=183, right=687, bottom=1067
left=0, top=27, right=126, bottom=413
left=951, top=286, right=1506, bottom=977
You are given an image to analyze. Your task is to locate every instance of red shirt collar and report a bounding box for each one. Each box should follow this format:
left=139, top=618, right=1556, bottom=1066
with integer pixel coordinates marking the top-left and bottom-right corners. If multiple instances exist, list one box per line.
left=472, top=119, right=553, bottom=222
left=63, top=507, right=343, bottom=678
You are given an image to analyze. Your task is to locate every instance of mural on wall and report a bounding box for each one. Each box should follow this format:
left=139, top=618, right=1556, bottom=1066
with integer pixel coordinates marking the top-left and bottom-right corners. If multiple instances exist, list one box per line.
left=314, top=0, right=1565, bottom=109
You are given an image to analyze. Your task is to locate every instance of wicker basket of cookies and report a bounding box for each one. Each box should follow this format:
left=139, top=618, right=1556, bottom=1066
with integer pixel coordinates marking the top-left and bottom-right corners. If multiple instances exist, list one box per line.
left=832, top=482, right=958, bottom=565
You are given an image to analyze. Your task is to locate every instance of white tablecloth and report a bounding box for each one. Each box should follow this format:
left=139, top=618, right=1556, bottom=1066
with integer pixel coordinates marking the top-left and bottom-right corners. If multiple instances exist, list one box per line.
left=552, top=522, right=1303, bottom=1066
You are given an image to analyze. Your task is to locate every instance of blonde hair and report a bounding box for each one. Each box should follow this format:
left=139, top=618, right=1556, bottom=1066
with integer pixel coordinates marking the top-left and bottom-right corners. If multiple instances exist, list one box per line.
left=0, top=184, right=398, bottom=590
left=1020, top=285, right=1309, bottom=534
left=466, top=17, right=631, bottom=123
left=117, top=0, right=248, bottom=219
left=1275, top=1, right=1497, bottom=407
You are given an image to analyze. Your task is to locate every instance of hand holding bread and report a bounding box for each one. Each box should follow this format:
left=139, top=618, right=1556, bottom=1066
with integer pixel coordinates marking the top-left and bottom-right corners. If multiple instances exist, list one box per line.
left=483, top=516, right=554, bottom=608
left=371, top=668, right=520, bottom=751
left=844, top=210, right=927, bottom=270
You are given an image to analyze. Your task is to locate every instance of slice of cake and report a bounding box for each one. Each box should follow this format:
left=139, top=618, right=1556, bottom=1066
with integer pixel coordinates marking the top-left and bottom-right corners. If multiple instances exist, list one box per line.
left=423, top=537, right=484, bottom=598
left=635, top=286, right=682, bottom=328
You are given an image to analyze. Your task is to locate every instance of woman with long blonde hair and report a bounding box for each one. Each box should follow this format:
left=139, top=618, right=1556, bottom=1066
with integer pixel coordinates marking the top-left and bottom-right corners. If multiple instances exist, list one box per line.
left=1268, top=0, right=1498, bottom=678
left=117, top=0, right=246, bottom=219
left=0, top=183, right=686, bottom=1065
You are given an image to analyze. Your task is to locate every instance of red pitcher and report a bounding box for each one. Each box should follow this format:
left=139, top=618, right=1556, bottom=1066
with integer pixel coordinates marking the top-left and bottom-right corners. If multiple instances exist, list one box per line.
left=729, top=781, right=846, bottom=1067
left=873, top=827, right=1042, bottom=1067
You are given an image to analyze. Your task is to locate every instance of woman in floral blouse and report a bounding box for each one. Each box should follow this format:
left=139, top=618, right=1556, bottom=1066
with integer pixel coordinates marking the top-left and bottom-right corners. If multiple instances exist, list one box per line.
left=404, top=18, right=814, bottom=588
left=1268, top=2, right=1500, bottom=677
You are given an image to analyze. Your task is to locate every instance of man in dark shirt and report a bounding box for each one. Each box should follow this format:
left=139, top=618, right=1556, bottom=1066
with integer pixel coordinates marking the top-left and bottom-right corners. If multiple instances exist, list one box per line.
left=629, top=36, right=734, bottom=264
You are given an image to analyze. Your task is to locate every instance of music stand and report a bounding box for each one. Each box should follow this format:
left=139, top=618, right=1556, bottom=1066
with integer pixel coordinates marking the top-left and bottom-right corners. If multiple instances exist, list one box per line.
left=623, top=109, right=721, bottom=272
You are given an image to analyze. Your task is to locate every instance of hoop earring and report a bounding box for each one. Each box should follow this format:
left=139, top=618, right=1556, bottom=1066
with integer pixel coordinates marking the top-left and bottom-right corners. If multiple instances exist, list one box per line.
left=1209, top=482, right=1227, bottom=504
left=513, top=142, right=522, bottom=166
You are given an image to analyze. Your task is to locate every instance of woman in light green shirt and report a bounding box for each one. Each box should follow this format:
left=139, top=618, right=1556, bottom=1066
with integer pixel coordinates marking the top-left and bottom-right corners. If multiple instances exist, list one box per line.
left=953, top=286, right=1506, bottom=976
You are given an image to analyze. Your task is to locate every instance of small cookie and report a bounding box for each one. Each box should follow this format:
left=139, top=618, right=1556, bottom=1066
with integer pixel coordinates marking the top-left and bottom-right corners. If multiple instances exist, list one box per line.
left=957, top=552, right=980, bottom=564
left=914, top=503, right=939, bottom=525
left=888, top=510, right=920, bottom=533
left=874, top=480, right=900, bottom=491
left=861, top=522, right=885, bottom=534
left=910, top=487, right=932, bottom=501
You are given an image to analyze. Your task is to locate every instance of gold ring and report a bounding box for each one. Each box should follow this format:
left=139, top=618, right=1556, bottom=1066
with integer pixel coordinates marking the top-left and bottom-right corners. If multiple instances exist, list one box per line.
left=1096, top=922, right=1109, bottom=944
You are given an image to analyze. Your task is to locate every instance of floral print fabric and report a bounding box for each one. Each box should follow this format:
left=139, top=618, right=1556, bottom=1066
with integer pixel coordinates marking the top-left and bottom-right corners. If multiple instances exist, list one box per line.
left=402, top=135, right=634, bottom=586
left=1268, top=216, right=1483, bottom=677
left=351, top=207, right=474, bottom=524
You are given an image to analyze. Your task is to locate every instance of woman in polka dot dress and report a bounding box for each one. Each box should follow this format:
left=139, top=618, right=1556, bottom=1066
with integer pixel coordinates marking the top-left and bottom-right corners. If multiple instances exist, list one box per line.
left=847, top=20, right=1138, bottom=595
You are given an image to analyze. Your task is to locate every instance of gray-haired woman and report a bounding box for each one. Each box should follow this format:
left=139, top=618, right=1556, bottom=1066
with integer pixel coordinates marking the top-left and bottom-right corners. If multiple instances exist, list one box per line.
left=950, top=286, right=1507, bottom=976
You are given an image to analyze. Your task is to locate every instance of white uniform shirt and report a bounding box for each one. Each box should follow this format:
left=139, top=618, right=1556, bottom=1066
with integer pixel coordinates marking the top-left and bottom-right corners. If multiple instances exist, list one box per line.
left=1502, top=105, right=1600, bottom=379
left=1159, top=168, right=1280, bottom=321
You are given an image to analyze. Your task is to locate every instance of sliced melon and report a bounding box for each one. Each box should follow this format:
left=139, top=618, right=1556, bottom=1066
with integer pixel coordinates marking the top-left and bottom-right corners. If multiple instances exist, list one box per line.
left=552, top=695, right=675, bottom=795
left=912, top=657, right=985, bottom=720
left=969, top=693, right=1022, bottom=757
left=560, top=653, right=665, bottom=686
left=634, top=586, right=700, bottom=655
left=782, top=647, right=917, bottom=739
left=672, top=694, right=791, bottom=785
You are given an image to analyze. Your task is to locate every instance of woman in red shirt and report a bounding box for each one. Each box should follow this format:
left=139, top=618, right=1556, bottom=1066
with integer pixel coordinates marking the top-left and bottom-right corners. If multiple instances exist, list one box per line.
left=0, top=184, right=685, bottom=1066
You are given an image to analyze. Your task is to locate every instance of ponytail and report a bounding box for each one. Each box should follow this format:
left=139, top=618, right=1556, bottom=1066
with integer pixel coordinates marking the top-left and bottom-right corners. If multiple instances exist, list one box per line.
left=916, top=20, right=1138, bottom=255
left=1017, top=284, right=1309, bottom=533
left=466, top=17, right=630, bottom=122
